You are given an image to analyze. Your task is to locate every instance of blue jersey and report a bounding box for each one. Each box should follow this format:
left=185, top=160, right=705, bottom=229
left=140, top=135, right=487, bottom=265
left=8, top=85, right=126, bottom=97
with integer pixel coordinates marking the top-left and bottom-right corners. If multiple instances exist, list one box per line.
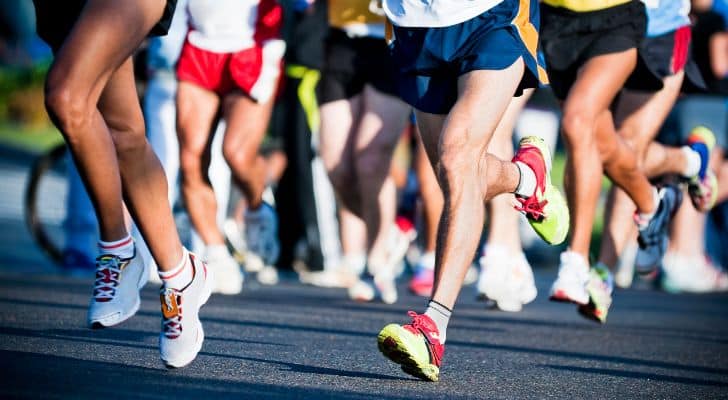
left=643, top=0, right=690, bottom=37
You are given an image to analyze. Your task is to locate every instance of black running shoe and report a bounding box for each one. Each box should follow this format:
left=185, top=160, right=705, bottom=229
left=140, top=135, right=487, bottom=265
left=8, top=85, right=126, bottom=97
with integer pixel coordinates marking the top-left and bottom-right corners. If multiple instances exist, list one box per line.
left=634, top=185, right=682, bottom=275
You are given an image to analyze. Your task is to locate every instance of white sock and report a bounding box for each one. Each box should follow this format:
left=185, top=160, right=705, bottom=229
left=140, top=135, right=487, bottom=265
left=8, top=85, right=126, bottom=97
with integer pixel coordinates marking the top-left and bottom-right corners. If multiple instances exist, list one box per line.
left=159, top=249, right=193, bottom=290
left=98, top=235, right=134, bottom=259
left=343, top=252, right=366, bottom=276
left=514, top=161, right=537, bottom=197
left=681, top=146, right=702, bottom=178
left=204, top=244, right=229, bottom=261
left=424, top=300, right=452, bottom=343
left=636, top=187, right=660, bottom=228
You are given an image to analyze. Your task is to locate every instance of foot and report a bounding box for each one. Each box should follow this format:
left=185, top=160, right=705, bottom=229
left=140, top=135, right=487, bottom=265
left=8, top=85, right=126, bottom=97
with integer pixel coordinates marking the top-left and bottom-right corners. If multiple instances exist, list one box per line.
left=661, top=252, right=728, bottom=293
left=87, top=250, right=148, bottom=328
left=614, top=243, right=637, bottom=289
left=374, top=273, right=398, bottom=305
left=686, top=126, right=718, bottom=212
left=159, top=252, right=213, bottom=368
left=204, top=246, right=243, bottom=295
left=378, top=312, right=444, bottom=382
left=409, top=253, right=434, bottom=297
left=512, top=136, right=569, bottom=245
left=476, top=248, right=535, bottom=312
left=635, top=185, right=682, bottom=275
left=549, top=251, right=590, bottom=305
left=578, top=263, right=614, bottom=324
left=244, top=202, right=280, bottom=271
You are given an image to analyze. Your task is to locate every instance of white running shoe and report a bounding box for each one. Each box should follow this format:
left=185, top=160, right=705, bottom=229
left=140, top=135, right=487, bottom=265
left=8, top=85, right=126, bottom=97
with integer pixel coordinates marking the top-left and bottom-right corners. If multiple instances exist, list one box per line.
left=478, top=248, right=537, bottom=312
left=348, top=279, right=375, bottom=302
left=661, top=252, right=728, bottom=293
left=374, top=272, right=398, bottom=305
left=204, top=245, right=243, bottom=295
left=88, top=250, right=148, bottom=328
left=244, top=203, right=280, bottom=270
left=549, top=251, right=590, bottom=305
left=159, top=252, right=213, bottom=368
left=222, top=218, right=247, bottom=262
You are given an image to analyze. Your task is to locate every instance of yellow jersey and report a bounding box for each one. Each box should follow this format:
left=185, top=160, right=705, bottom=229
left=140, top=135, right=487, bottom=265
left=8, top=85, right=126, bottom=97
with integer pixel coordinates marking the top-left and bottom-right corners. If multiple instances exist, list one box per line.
left=329, top=0, right=386, bottom=29
left=541, top=0, right=631, bottom=12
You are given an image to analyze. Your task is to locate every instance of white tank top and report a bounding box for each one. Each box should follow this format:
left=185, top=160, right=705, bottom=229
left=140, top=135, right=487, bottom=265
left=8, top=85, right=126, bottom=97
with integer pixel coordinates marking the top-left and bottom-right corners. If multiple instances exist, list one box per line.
left=186, top=0, right=259, bottom=53
left=382, top=0, right=504, bottom=28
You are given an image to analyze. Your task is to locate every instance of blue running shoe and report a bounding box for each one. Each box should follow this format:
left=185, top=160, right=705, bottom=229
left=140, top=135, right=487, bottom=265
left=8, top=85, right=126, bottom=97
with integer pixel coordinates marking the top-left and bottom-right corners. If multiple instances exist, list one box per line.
left=634, top=185, right=682, bottom=275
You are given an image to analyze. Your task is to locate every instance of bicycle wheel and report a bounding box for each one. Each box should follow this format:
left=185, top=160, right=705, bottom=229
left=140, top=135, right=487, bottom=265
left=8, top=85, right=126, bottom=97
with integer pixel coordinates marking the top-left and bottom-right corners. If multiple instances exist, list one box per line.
left=24, top=143, right=68, bottom=264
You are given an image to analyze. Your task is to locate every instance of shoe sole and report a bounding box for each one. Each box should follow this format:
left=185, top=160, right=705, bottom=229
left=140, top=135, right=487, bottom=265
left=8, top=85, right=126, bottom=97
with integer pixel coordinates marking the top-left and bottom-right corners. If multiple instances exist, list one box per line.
left=162, top=265, right=214, bottom=369
left=577, top=303, right=606, bottom=324
left=88, top=262, right=149, bottom=329
left=549, top=289, right=588, bottom=306
left=377, top=326, right=439, bottom=382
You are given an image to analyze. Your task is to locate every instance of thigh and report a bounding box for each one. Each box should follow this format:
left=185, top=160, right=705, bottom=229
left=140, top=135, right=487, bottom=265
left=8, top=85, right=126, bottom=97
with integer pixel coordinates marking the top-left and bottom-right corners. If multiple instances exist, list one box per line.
left=221, top=92, right=274, bottom=156
left=96, top=57, right=145, bottom=139
left=355, top=85, right=411, bottom=155
left=176, top=81, right=221, bottom=155
left=319, top=96, right=362, bottom=173
left=46, top=0, right=167, bottom=106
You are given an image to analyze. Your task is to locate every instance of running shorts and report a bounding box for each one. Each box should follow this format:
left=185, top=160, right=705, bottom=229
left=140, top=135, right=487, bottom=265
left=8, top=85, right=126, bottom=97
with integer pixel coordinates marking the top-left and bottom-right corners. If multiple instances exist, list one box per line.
left=389, top=0, right=547, bottom=115
left=540, top=0, right=647, bottom=100
left=624, top=26, right=706, bottom=92
left=33, top=0, right=178, bottom=52
left=318, top=28, right=399, bottom=104
left=176, top=40, right=279, bottom=100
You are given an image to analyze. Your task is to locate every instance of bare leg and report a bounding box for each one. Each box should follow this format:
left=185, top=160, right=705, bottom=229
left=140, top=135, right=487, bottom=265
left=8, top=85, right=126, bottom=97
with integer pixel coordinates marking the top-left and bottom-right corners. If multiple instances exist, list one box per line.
left=598, top=72, right=684, bottom=269
left=486, top=91, right=531, bottom=252
left=561, top=49, right=649, bottom=259
left=415, top=136, right=442, bottom=255
left=222, top=93, right=275, bottom=210
left=417, top=59, right=525, bottom=309
left=43, top=0, right=183, bottom=269
left=177, top=81, right=223, bottom=245
left=354, top=85, right=410, bottom=265
left=320, top=97, right=364, bottom=215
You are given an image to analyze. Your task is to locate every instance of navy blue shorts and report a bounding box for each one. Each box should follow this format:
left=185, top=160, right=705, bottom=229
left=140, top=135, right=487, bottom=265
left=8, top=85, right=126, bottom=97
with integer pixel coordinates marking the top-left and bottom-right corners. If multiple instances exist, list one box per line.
left=389, top=0, right=547, bottom=115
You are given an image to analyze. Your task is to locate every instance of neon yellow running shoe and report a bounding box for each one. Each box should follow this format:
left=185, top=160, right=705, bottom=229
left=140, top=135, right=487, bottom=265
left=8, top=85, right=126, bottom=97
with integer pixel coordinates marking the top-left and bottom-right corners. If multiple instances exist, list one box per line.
left=377, top=312, right=443, bottom=382
left=578, top=263, right=614, bottom=324
left=512, top=136, right=569, bottom=245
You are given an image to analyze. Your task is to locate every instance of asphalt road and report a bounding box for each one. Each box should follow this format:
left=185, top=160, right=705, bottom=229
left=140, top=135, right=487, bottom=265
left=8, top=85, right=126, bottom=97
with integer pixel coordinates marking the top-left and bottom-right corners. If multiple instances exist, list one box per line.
left=0, top=271, right=727, bottom=399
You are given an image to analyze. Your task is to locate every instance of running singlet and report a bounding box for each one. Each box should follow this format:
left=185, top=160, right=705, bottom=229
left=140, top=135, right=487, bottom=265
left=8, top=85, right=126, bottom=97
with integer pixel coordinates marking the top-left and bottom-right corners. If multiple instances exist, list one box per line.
left=541, top=0, right=630, bottom=12
left=186, top=0, right=282, bottom=53
left=329, top=0, right=386, bottom=38
left=643, top=0, right=690, bottom=37
left=382, top=0, right=503, bottom=28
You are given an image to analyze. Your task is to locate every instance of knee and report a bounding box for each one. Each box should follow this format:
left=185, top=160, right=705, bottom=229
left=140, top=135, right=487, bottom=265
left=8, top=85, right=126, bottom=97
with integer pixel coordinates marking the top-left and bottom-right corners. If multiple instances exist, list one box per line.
left=179, top=145, right=205, bottom=181
left=222, top=142, right=256, bottom=175
left=326, top=162, right=353, bottom=193
left=560, top=110, right=594, bottom=150
left=109, top=118, right=146, bottom=159
left=355, top=142, right=395, bottom=180
left=44, top=77, right=92, bottom=146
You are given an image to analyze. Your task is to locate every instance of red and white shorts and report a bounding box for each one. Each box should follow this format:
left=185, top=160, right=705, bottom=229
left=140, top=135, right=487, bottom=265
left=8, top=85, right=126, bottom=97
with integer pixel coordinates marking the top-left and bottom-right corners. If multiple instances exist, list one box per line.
left=176, top=40, right=281, bottom=101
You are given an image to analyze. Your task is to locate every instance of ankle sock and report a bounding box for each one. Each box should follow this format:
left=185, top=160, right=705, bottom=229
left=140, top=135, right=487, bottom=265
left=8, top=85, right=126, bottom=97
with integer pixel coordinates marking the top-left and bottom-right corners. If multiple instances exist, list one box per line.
left=424, top=300, right=452, bottom=343
left=681, top=146, right=702, bottom=179
left=159, top=249, right=193, bottom=290
left=514, top=161, right=537, bottom=198
left=98, top=235, right=134, bottom=259
left=636, top=187, right=660, bottom=228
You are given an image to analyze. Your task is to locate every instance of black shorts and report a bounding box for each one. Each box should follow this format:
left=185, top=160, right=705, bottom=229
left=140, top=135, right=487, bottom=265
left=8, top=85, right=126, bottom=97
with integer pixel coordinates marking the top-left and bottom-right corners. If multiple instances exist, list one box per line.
left=318, top=28, right=398, bottom=104
left=624, top=26, right=706, bottom=92
left=33, top=0, right=177, bottom=52
left=540, top=0, right=647, bottom=100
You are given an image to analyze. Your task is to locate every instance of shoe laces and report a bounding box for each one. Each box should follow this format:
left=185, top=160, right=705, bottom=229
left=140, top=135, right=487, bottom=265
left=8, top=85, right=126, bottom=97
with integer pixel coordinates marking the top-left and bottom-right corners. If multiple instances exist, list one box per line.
left=161, top=288, right=183, bottom=339
left=514, top=195, right=548, bottom=221
left=93, top=255, right=125, bottom=302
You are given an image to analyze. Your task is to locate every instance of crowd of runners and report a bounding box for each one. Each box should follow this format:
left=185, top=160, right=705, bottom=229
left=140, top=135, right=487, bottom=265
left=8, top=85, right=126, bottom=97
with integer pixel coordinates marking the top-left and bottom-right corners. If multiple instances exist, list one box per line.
left=23, top=0, right=728, bottom=381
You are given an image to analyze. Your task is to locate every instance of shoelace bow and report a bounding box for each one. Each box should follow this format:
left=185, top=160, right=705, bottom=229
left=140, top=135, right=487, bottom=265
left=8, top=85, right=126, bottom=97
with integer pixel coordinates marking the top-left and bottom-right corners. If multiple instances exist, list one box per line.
left=162, top=288, right=183, bottom=339
left=93, top=257, right=122, bottom=301
left=514, top=195, right=548, bottom=221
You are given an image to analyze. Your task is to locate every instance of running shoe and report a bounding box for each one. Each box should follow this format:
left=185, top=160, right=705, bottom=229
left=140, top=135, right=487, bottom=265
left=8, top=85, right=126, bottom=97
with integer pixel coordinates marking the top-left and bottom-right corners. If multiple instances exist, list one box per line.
left=88, top=249, right=148, bottom=328
left=374, top=272, right=398, bottom=305
left=409, top=252, right=435, bottom=297
left=377, top=312, right=444, bottom=382
left=512, top=136, right=569, bottom=245
left=244, top=202, right=280, bottom=271
left=661, top=252, right=728, bottom=293
left=549, top=251, right=590, bottom=305
left=578, top=263, right=614, bottom=324
left=348, top=279, right=375, bottom=302
left=614, top=243, right=637, bottom=289
left=159, top=252, right=213, bottom=368
left=634, top=185, right=682, bottom=275
left=686, top=126, right=718, bottom=212
left=386, top=217, right=418, bottom=278
left=478, top=250, right=537, bottom=312
left=204, top=245, right=243, bottom=295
